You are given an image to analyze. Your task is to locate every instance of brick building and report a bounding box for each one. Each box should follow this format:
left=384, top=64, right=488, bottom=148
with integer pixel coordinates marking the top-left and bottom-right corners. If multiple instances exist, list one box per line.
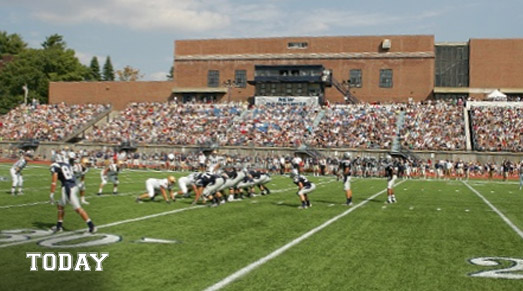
left=49, top=35, right=523, bottom=109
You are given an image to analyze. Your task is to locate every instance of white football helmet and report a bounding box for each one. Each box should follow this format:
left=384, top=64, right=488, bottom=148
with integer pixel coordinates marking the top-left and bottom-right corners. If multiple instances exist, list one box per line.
left=344, top=152, right=352, bottom=159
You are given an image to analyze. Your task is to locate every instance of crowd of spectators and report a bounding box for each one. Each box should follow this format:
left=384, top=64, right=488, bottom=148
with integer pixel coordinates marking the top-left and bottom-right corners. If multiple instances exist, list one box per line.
left=470, top=106, right=523, bottom=152
left=1, top=100, right=522, bottom=153
left=0, top=103, right=109, bottom=141
left=86, top=102, right=245, bottom=145
left=401, top=101, right=466, bottom=151
left=308, top=104, right=398, bottom=149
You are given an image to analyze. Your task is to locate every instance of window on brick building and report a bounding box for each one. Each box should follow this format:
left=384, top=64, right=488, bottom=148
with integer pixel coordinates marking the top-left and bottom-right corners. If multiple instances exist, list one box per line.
left=234, top=70, right=247, bottom=88
left=287, top=42, right=308, bottom=49
left=349, top=69, right=362, bottom=88
left=208, top=70, right=220, bottom=87
left=379, top=69, right=393, bottom=88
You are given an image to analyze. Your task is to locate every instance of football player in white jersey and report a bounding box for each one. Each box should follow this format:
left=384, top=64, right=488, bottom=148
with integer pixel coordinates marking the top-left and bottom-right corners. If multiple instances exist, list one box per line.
left=10, top=151, right=30, bottom=196
left=97, top=160, right=122, bottom=195
left=136, top=176, right=176, bottom=203
left=72, top=154, right=90, bottom=205
left=176, top=172, right=200, bottom=199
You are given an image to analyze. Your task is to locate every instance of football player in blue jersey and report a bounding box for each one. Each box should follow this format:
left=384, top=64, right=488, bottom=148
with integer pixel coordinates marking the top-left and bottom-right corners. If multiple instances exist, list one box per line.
left=290, top=169, right=316, bottom=209
left=384, top=156, right=398, bottom=203
left=49, top=154, right=96, bottom=233
left=340, top=152, right=353, bottom=206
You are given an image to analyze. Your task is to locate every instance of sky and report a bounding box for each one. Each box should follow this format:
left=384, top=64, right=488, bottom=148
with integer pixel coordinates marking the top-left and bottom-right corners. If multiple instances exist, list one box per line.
left=1, top=0, right=522, bottom=81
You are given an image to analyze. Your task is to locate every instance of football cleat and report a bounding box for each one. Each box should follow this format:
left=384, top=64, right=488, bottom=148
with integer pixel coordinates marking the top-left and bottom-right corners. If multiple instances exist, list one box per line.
left=89, top=226, right=97, bottom=234
left=51, top=226, right=64, bottom=233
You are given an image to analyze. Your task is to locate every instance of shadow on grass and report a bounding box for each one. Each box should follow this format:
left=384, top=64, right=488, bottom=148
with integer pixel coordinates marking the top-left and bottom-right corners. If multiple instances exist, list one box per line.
left=32, top=221, right=55, bottom=229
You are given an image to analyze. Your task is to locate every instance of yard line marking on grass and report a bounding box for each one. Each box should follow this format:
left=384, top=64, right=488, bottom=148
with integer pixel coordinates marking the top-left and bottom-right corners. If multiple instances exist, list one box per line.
left=0, top=205, right=205, bottom=249
left=204, top=180, right=406, bottom=291
left=0, top=191, right=141, bottom=210
left=463, top=181, right=523, bottom=240
left=0, top=178, right=338, bottom=246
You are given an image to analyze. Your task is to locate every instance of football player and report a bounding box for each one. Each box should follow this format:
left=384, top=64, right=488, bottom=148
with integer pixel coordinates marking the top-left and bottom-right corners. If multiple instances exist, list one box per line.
left=136, top=176, right=176, bottom=203
left=340, top=152, right=353, bottom=206
left=250, top=169, right=272, bottom=195
left=49, top=154, right=96, bottom=233
left=97, top=160, right=122, bottom=195
left=10, top=151, right=30, bottom=196
left=176, top=172, right=200, bottom=199
left=290, top=169, right=315, bottom=209
left=385, top=156, right=398, bottom=203
left=192, top=172, right=225, bottom=207
left=72, top=153, right=90, bottom=205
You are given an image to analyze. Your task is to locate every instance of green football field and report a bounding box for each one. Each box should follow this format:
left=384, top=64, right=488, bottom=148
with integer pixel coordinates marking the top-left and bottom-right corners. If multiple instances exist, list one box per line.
left=1, top=164, right=522, bottom=291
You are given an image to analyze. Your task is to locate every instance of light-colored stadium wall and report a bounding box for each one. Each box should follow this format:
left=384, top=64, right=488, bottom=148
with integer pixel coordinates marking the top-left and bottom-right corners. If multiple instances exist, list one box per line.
left=1, top=142, right=521, bottom=165
left=49, top=81, right=175, bottom=110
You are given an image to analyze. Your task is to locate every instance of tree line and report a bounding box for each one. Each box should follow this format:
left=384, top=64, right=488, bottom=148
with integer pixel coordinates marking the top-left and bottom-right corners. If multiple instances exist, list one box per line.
left=0, top=31, right=144, bottom=114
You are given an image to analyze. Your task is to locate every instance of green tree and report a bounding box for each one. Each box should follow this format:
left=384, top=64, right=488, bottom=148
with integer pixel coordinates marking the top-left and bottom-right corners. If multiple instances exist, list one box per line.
left=102, top=56, right=115, bottom=81
left=116, top=65, right=142, bottom=81
left=0, top=34, right=88, bottom=113
left=41, top=34, right=66, bottom=50
left=88, top=56, right=102, bottom=81
left=0, top=31, right=27, bottom=56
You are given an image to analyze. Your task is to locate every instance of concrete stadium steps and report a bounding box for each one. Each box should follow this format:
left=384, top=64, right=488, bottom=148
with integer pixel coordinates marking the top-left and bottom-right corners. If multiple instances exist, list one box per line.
left=66, top=107, right=113, bottom=143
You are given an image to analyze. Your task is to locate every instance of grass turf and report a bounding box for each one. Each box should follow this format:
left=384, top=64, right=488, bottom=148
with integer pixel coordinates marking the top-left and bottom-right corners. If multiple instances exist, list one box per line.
left=0, top=164, right=522, bottom=290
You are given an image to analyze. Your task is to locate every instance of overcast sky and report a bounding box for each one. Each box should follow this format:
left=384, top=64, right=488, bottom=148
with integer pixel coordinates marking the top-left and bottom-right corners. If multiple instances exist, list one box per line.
left=1, top=0, right=522, bottom=81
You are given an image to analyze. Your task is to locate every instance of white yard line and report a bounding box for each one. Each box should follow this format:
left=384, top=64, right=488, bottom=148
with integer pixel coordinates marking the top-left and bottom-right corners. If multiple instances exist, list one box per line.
left=0, top=205, right=205, bottom=249
left=463, top=181, right=523, bottom=240
left=204, top=180, right=406, bottom=291
left=0, top=179, right=339, bottom=247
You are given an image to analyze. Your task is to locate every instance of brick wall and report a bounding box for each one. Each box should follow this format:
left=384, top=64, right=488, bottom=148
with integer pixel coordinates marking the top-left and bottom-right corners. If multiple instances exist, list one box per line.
left=49, top=81, right=175, bottom=110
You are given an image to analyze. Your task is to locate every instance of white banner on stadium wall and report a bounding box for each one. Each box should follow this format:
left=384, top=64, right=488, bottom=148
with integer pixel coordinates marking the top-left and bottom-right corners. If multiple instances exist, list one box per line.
left=254, top=96, right=319, bottom=106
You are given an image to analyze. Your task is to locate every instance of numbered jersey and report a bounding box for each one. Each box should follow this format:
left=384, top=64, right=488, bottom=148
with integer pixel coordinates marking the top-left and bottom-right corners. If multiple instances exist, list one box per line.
left=195, top=172, right=216, bottom=187
left=339, top=159, right=351, bottom=180
left=293, top=175, right=311, bottom=188
left=73, top=164, right=89, bottom=180
left=106, top=164, right=119, bottom=177
left=385, top=164, right=398, bottom=181
left=12, top=157, right=27, bottom=173
left=50, top=162, right=76, bottom=187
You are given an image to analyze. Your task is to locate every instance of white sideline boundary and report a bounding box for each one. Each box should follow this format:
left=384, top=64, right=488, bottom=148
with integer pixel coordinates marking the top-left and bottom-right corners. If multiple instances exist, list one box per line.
left=463, top=181, right=523, bottom=240
left=204, top=180, right=406, bottom=291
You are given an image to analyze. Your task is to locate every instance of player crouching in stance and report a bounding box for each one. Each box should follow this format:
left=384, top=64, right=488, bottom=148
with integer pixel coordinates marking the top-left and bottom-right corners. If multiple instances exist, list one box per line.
left=192, top=172, right=225, bottom=207
left=97, top=160, right=122, bottom=195
left=49, top=155, right=96, bottom=233
left=290, top=169, right=315, bottom=209
left=176, top=172, right=200, bottom=199
left=136, top=176, right=176, bottom=204
left=385, top=156, right=398, bottom=203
